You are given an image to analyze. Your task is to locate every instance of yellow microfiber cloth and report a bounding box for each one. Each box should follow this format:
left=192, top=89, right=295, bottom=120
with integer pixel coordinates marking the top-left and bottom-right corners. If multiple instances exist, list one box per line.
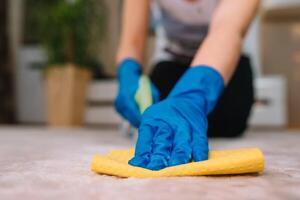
left=91, top=148, right=264, bottom=178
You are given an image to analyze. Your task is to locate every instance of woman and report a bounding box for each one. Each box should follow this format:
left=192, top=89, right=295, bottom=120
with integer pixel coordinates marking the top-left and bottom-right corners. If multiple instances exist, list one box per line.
left=114, top=0, right=260, bottom=170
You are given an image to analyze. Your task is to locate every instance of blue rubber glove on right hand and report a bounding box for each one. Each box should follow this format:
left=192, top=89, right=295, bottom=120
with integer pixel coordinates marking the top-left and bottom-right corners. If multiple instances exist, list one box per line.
left=129, top=66, right=224, bottom=170
left=114, top=58, right=160, bottom=128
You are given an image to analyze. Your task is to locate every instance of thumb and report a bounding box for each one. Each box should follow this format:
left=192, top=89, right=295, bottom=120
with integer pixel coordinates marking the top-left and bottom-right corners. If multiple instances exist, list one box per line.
left=151, top=83, right=160, bottom=103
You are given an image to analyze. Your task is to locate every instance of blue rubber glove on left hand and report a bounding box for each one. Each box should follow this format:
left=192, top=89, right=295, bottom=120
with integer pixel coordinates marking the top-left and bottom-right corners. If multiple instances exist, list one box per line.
left=129, top=66, right=224, bottom=170
left=114, top=58, right=160, bottom=128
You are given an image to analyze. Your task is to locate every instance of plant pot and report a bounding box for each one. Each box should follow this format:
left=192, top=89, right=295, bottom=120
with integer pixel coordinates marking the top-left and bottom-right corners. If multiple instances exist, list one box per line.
left=46, top=64, right=92, bottom=127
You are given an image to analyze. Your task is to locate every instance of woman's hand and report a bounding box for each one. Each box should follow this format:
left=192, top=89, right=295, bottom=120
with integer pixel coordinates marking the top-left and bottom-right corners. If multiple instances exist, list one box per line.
left=129, top=66, right=224, bottom=170
left=114, top=58, right=160, bottom=128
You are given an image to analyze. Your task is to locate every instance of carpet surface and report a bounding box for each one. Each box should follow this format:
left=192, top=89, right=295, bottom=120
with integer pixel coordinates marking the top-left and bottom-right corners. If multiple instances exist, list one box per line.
left=0, top=127, right=300, bottom=200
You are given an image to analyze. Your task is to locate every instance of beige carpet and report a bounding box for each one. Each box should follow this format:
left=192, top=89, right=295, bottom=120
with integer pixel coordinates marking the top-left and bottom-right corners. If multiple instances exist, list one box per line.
left=0, top=126, right=299, bottom=200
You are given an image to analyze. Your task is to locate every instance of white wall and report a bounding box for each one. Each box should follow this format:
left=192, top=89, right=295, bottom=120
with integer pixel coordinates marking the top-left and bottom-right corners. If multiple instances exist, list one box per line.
left=243, top=16, right=262, bottom=77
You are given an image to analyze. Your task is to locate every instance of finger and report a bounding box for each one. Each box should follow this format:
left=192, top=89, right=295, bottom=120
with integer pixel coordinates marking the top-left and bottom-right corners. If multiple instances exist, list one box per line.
left=191, top=118, right=209, bottom=162
left=168, top=122, right=192, bottom=167
left=123, top=101, right=142, bottom=128
left=114, top=96, right=141, bottom=128
left=146, top=121, right=173, bottom=170
left=128, top=124, right=153, bottom=168
left=114, top=96, right=124, bottom=115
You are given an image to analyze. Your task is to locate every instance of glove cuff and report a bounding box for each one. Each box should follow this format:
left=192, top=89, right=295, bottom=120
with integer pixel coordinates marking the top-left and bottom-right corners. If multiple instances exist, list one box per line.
left=169, top=66, right=225, bottom=114
left=117, top=58, right=142, bottom=80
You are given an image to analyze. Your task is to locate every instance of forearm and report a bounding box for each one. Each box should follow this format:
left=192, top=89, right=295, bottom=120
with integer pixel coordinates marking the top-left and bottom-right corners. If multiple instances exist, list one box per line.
left=191, top=28, right=242, bottom=84
left=117, top=0, right=150, bottom=65
left=191, top=0, right=260, bottom=84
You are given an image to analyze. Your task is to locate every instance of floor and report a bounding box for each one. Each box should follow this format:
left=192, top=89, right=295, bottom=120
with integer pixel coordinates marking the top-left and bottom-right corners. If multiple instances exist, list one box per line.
left=0, top=126, right=299, bottom=200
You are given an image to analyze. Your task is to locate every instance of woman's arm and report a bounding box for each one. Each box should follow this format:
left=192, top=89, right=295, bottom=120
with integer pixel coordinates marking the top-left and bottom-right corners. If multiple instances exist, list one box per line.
left=191, top=0, right=260, bottom=84
left=116, top=0, right=150, bottom=65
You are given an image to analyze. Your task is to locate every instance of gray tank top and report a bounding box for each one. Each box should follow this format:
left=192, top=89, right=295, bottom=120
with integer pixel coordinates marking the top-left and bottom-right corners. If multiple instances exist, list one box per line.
left=152, top=0, right=219, bottom=63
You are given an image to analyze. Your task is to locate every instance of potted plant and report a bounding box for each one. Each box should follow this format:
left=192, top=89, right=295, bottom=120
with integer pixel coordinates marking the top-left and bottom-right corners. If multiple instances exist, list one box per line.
left=30, top=0, right=106, bottom=126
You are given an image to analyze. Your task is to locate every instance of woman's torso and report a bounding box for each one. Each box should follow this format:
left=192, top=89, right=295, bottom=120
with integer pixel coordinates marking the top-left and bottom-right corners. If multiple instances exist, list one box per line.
left=152, top=0, right=219, bottom=63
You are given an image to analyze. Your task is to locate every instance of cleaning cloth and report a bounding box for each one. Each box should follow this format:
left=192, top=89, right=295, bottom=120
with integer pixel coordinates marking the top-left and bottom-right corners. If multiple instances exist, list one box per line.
left=91, top=148, right=264, bottom=178
left=134, top=75, right=153, bottom=113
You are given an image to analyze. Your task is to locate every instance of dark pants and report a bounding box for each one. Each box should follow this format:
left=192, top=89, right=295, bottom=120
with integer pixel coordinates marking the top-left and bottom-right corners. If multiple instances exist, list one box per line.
left=150, top=55, right=254, bottom=138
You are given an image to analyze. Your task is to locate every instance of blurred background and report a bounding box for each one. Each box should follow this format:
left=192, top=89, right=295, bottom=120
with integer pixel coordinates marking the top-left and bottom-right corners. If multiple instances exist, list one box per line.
left=1, top=0, right=300, bottom=131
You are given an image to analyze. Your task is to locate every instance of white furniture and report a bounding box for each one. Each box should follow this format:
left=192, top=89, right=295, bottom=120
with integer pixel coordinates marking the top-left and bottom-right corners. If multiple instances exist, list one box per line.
left=16, top=46, right=47, bottom=123
left=249, top=76, right=287, bottom=127
left=85, top=80, right=122, bottom=125
left=86, top=76, right=289, bottom=128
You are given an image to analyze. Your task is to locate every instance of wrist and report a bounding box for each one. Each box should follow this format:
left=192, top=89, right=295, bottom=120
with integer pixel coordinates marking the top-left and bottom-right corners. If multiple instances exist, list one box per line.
left=117, top=58, right=142, bottom=80
left=190, top=65, right=225, bottom=87
left=169, top=65, right=224, bottom=114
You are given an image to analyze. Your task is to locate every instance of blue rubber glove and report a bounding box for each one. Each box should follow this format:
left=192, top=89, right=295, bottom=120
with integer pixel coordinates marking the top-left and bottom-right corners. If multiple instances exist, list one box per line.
left=114, top=58, right=160, bottom=128
left=129, top=66, right=224, bottom=170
